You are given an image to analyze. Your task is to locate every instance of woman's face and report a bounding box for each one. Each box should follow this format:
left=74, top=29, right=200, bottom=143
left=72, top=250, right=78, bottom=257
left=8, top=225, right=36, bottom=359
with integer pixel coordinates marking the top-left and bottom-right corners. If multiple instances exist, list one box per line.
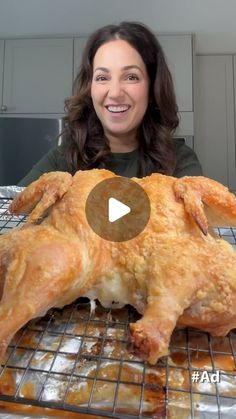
left=91, top=39, right=149, bottom=140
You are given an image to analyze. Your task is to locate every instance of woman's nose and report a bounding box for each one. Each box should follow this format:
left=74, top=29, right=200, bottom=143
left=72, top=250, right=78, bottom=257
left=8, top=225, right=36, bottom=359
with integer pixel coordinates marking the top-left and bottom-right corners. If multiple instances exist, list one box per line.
left=108, top=80, right=124, bottom=99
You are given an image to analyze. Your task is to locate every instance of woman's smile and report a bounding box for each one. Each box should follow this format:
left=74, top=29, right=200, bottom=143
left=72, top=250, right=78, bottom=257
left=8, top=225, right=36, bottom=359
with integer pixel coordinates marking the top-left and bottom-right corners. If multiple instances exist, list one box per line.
left=106, top=104, right=131, bottom=113
left=105, top=104, right=131, bottom=120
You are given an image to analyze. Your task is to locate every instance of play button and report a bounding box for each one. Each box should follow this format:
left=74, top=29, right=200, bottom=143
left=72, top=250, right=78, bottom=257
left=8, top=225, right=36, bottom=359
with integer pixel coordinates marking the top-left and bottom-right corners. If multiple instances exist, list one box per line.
left=85, top=176, right=150, bottom=242
left=108, top=198, right=131, bottom=222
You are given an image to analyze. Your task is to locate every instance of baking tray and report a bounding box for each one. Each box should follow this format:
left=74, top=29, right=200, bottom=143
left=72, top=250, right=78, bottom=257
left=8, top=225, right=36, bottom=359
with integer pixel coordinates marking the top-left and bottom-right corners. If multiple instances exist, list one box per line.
left=0, top=197, right=236, bottom=419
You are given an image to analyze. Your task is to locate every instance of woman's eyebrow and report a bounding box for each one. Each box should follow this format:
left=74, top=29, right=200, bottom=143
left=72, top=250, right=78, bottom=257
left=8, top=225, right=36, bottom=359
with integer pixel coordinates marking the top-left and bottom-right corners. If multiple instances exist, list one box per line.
left=122, top=65, right=142, bottom=72
left=94, top=67, right=109, bottom=73
left=94, top=65, right=142, bottom=73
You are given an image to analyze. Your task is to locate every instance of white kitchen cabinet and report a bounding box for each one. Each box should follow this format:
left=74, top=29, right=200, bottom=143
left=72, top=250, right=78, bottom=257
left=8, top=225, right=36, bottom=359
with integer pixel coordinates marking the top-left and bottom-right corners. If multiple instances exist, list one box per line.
left=158, top=35, right=193, bottom=112
left=195, top=55, right=236, bottom=191
left=1, top=38, right=73, bottom=114
left=0, top=41, right=4, bottom=109
left=158, top=34, right=194, bottom=137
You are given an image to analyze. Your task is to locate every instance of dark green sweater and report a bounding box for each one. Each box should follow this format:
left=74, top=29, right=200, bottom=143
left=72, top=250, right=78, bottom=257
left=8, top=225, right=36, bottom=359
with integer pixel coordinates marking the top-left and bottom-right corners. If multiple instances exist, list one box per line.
left=18, top=138, right=203, bottom=186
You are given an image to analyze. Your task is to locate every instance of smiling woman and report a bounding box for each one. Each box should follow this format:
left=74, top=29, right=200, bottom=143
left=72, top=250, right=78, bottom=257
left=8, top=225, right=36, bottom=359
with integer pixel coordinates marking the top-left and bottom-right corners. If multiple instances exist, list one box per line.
left=18, top=22, right=202, bottom=186
left=91, top=39, right=149, bottom=152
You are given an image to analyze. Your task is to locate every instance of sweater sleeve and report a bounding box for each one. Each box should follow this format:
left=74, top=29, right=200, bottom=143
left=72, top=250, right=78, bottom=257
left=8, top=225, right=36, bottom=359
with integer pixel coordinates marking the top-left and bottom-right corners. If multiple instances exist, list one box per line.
left=18, top=147, right=69, bottom=186
left=173, top=138, right=203, bottom=177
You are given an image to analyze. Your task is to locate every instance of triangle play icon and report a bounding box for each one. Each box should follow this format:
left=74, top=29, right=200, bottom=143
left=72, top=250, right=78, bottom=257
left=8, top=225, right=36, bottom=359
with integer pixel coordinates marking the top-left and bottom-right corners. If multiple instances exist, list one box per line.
left=108, top=197, right=131, bottom=223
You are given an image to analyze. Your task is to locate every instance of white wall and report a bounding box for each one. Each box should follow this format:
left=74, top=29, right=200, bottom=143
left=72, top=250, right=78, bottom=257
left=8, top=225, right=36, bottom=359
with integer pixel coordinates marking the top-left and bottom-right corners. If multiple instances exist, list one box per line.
left=0, top=0, right=236, bottom=53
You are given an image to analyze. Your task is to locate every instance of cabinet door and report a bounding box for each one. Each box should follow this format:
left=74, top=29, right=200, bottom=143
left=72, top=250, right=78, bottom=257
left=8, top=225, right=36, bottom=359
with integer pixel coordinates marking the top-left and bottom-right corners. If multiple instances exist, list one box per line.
left=73, top=37, right=88, bottom=82
left=195, top=55, right=236, bottom=190
left=2, top=39, right=73, bottom=114
left=0, top=40, right=4, bottom=108
left=158, top=35, right=193, bottom=112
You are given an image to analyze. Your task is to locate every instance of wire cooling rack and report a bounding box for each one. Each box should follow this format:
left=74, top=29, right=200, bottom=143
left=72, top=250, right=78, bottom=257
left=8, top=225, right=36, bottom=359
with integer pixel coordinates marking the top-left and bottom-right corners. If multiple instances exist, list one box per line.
left=0, top=197, right=236, bottom=419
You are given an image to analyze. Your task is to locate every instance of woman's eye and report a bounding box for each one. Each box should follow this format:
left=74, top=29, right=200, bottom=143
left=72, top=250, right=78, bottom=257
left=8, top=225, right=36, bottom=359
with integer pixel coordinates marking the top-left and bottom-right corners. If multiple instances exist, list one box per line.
left=126, top=74, right=139, bottom=81
left=95, top=75, right=107, bottom=82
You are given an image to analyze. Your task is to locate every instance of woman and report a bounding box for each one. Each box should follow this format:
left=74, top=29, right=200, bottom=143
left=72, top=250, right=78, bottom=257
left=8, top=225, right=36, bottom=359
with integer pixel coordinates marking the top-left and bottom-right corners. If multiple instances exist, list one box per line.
left=18, top=22, right=202, bottom=186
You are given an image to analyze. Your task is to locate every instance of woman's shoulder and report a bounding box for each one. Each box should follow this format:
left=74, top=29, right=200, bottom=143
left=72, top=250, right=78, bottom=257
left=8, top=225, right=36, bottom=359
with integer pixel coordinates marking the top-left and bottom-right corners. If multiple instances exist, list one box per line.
left=48, top=145, right=68, bottom=168
left=172, top=137, right=203, bottom=177
left=29, top=145, right=68, bottom=171
left=18, top=146, right=68, bottom=186
left=173, top=137, right=189, bottom=150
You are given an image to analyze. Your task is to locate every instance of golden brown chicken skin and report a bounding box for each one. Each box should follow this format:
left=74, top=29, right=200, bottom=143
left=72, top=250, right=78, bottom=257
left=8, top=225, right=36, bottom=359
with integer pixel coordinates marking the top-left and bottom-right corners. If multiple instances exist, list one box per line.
left=0, top=169, right=236, bottom=365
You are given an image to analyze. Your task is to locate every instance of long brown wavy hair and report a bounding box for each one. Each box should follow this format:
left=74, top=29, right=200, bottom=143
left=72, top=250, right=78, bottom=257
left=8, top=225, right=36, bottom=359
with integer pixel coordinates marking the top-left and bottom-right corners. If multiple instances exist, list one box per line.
left=63, top=21, right=179, bottom=177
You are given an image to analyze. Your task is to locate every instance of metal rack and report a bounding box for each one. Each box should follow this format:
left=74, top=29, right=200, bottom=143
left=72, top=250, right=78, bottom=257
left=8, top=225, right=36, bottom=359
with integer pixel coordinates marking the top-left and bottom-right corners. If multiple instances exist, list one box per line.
left=0, top=197, right=236, bottom=418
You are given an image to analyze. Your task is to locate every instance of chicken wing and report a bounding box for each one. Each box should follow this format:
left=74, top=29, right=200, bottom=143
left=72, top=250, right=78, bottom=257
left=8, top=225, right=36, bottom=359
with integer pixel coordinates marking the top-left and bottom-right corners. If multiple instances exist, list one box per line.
left=0, top=169, right=236, bottom=365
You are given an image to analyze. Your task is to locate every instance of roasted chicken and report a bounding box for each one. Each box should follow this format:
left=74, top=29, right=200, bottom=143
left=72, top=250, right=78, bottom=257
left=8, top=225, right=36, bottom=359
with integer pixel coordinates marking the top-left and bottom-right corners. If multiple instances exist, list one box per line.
left=0, top=169, right=236, bottom=365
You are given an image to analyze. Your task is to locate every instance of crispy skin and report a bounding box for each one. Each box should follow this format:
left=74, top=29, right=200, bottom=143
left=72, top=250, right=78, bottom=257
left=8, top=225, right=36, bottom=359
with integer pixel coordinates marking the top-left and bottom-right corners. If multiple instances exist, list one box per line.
left=1, top=169, right=236, bottom=365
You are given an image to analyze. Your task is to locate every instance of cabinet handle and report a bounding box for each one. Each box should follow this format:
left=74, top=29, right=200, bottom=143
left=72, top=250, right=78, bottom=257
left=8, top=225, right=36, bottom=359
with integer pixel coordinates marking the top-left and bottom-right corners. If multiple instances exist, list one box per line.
left=1, top=105, right=7, bottom=112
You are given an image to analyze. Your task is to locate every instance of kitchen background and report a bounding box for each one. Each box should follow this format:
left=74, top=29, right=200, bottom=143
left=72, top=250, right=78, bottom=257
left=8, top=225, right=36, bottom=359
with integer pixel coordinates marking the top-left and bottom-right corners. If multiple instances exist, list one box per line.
left=0, top=0, right=236, bottom=190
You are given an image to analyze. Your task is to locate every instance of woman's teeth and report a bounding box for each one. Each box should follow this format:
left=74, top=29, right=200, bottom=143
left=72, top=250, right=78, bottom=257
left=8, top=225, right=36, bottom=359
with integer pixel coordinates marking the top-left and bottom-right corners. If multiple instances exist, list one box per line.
left=107, top=105, right=130, bottom=113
